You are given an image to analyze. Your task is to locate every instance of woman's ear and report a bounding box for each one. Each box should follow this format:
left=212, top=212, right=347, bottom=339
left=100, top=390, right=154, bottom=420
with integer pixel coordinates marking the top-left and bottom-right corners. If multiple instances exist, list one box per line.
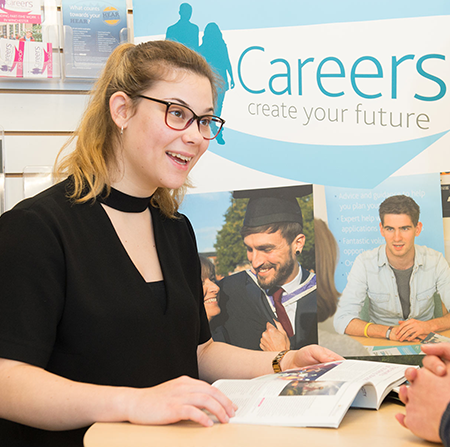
left=110, top=91, right=131, bottom=130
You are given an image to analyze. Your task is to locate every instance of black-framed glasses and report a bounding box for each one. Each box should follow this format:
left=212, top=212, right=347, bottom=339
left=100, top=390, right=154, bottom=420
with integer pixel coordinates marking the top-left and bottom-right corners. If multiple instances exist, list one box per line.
left=138, top=95, right=225, bottom=140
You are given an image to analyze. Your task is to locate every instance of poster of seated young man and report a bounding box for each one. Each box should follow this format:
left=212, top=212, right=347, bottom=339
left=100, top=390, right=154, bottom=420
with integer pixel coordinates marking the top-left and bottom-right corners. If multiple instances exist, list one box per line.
left=334, top=194, right=450, bottom=342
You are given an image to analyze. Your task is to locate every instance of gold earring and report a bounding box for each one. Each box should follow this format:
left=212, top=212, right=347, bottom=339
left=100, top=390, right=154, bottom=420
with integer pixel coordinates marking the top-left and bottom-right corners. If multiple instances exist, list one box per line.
left=120, top=126, right=124, bottom=135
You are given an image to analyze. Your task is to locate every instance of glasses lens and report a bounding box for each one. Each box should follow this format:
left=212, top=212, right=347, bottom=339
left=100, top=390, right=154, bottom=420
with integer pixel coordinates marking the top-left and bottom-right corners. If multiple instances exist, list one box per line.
left=166, top=103, right=224, bottom=140
left=166, top=103, right=193, bottom=130
left=201, top=116, right=223, bottom=140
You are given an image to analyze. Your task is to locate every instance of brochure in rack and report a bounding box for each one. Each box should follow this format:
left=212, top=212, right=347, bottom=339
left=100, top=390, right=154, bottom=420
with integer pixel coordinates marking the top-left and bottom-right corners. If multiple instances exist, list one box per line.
left=213, top=359, right=413, bottom=428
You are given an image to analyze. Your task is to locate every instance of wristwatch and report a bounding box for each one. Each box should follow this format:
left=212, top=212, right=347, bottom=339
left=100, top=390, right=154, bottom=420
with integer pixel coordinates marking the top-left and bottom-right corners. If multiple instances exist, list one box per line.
left=272, top=350, right=289, bottom=373
left=385, top=326, right=394, bottom=340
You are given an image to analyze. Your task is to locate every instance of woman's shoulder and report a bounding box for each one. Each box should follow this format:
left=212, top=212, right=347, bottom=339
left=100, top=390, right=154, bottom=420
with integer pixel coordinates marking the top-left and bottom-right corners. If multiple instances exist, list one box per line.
left=11, top=178, right=72, bottom=213
left=2, top=178, right=91, bottom=231
left=0, top=180, right=78, bottom=252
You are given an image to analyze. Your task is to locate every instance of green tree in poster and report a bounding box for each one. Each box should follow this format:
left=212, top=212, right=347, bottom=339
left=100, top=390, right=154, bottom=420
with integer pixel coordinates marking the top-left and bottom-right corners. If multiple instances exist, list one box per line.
left=298, top=194, right=315, bottom=272
left=214, top=197, right=248, bottom=276
left=214, top=194, right=315, bottom=277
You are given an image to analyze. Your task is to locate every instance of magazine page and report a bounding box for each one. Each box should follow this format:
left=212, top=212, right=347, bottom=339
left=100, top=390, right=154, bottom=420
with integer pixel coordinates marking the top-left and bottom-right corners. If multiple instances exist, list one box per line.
left=319, top=360, right=410, bottom=408
left=213, top=360, right=410, bottom=427
left=214, top=363, right=361, bottom=428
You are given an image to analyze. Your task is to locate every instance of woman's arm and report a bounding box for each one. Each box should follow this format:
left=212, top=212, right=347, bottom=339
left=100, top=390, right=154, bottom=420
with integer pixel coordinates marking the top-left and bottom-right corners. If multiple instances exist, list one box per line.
left=0, top=358, right=235, bottom=430
left=197, top=339, right=343, bottom=383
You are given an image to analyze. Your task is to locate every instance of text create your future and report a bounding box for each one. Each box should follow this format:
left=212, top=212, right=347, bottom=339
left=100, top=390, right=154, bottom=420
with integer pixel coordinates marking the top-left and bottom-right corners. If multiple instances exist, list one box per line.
left=247, top=102, right=430, bottom=130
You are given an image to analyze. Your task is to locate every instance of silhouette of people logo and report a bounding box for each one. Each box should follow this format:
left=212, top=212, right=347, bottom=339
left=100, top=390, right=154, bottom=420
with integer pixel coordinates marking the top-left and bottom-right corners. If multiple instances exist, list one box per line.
left=166, top=4, right=234, bottom=145
left=165, top=3, right=199, bottom=52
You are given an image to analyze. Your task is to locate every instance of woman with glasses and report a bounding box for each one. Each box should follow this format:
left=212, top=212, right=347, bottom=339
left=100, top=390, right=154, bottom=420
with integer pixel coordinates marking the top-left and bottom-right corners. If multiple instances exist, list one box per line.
left=0, top=40, right=341, bottom=446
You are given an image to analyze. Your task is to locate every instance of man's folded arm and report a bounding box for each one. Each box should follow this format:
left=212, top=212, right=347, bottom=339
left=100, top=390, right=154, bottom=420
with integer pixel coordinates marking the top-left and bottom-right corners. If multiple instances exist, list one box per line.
left=344, top=318, right=392, bottom=338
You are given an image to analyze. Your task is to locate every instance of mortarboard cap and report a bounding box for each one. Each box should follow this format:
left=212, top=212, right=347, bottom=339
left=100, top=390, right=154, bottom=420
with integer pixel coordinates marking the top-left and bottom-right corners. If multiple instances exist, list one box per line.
left=233, top=185, right=312, bottom=228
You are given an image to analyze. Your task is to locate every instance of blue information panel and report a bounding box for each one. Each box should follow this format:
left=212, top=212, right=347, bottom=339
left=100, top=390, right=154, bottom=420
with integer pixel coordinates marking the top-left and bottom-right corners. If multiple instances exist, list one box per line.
left=62, top=0, right=127, bottom=78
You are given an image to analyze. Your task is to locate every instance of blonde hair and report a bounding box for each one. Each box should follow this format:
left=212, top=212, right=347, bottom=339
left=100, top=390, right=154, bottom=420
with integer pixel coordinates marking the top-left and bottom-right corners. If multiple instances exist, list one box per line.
left=55, top=40, right=219, bottom=217
left=314, top=219, right=341, bottom=322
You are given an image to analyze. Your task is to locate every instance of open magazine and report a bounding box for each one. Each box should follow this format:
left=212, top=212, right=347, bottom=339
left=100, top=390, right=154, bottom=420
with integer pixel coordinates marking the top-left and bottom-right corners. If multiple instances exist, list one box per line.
left=213, top=359, right=413, bottom=428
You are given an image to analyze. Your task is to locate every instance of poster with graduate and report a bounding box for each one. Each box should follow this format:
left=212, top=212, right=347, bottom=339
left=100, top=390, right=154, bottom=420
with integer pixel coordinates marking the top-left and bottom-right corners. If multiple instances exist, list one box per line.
left=133, top=1, right=450, bottom=353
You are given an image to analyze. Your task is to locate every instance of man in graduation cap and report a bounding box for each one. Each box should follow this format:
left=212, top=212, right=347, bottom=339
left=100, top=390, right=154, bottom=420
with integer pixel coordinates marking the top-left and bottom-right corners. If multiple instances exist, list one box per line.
left=210, top=190, right=318, bottom=351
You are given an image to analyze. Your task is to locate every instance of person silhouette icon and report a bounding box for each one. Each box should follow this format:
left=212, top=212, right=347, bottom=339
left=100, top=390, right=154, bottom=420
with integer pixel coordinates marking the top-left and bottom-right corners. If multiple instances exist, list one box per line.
left=199, top=22, right=234, bottom=145
left=165, top=3, right=199, bottom=52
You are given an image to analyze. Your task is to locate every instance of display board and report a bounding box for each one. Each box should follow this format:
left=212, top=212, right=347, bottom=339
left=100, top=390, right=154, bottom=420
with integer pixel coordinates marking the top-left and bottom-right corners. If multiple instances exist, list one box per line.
left=134, top=1, right=450, bottom=352
left=133, top=0, right=449, bottom=237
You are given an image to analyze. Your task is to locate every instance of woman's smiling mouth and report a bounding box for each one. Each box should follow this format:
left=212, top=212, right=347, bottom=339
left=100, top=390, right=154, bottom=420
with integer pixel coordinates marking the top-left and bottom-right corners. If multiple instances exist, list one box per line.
left=166, top=151, right=193, bottom=165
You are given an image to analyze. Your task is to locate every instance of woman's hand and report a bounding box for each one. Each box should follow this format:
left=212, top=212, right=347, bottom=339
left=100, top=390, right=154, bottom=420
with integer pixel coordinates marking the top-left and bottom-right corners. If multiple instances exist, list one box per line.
left=125, top=376, right=236, bottom=427
left=0, top=359, right=236, bottom=431
left=281, top=345, right=344, bottom=371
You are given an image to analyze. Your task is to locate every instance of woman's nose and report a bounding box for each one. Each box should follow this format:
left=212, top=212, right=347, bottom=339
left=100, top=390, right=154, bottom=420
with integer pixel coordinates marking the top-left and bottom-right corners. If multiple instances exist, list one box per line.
left=182, top=120, right=204, bottom=145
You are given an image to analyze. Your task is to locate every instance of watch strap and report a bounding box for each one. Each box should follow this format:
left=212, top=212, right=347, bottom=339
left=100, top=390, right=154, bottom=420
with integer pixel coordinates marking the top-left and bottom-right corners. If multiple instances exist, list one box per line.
left=272, top=350, right=289, bottom=373
left=386, top=326, right=394, bottom=340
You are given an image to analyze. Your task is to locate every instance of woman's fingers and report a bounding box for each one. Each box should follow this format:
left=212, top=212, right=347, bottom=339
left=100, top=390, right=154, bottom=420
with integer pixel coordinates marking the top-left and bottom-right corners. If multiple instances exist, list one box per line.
left=126, top=376, right=236, bottom=427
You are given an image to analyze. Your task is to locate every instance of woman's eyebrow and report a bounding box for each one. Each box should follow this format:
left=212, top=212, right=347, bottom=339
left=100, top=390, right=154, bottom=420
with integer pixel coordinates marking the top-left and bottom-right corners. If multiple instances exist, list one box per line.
left=167, top=98, right=215, bottom=114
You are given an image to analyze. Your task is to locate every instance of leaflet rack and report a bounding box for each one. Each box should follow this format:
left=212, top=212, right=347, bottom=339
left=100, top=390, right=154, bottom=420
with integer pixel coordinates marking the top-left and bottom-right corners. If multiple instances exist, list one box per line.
left=0, top=0, right=130, bottom=86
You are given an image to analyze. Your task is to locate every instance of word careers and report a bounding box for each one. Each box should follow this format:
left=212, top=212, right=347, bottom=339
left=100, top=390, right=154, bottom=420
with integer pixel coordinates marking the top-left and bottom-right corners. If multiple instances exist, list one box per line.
left=238, top=46, right=446, bottom=102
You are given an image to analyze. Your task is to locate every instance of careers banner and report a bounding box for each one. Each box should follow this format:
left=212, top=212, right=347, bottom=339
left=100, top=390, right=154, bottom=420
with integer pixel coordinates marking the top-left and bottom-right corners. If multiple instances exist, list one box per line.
left=133, top=1, right=449, bottom=285
left=133, top=1, right=450, bottom=190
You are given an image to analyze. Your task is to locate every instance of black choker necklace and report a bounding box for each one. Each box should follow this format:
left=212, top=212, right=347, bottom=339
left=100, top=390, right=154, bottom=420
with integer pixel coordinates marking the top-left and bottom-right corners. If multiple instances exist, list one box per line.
left=98, top=187, right=152, bottom=213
